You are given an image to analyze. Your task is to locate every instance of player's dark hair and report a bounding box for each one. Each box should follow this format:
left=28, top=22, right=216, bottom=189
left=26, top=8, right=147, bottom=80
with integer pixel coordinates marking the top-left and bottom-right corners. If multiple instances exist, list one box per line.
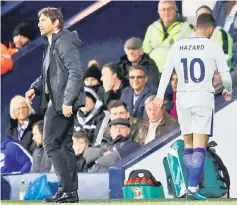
left=196, top=13, right=216, bottom=29
left=196, top=5, right=213, bottom=16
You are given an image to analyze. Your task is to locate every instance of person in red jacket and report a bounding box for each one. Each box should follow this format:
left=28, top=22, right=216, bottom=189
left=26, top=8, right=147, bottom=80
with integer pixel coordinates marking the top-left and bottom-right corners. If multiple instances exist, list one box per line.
left=1, top=43, right=13, bottom=75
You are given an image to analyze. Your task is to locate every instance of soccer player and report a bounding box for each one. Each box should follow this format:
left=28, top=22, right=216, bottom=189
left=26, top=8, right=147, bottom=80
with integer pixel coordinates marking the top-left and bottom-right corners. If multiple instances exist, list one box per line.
left=154, top=13, right=232, bottom=200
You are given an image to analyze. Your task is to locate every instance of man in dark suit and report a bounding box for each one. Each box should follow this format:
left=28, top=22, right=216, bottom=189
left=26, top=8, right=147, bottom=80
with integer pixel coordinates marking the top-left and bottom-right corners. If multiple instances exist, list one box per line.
left=25, top=7, right=85, bottom=203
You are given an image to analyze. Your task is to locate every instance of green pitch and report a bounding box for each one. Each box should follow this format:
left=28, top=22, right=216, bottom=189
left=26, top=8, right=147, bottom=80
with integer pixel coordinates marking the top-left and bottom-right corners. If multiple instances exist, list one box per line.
left=1, top=199, right=237, bottom=205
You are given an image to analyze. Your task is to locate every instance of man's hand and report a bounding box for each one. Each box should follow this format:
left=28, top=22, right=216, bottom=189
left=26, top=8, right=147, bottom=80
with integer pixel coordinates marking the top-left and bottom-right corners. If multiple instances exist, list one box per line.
left=62, top=104, right=73, bottom=117
left=25, top=89, right=35, bottom=104
left=222, top=90, right=232, bottom=102
left=103, top=78, right=114, bottom=92
left=152, top=97, right=164, bottom=109
left=103, top=151, right=112, bottom=156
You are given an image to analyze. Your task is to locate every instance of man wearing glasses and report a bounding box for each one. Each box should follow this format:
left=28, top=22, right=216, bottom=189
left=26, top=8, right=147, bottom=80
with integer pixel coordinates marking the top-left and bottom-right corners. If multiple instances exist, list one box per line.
left=120, top=66, right=156, bottom=119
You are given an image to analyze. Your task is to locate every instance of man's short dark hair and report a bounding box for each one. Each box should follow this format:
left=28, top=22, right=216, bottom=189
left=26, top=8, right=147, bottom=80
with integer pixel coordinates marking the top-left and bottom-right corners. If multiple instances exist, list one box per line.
left=33, top=120, right=44, bottom=136
left=102, top=62, right=124, bottom=80
left=73, top=131, right=89, bottom=145
left=196, top=13, right=216, bottom=29
left=129, top=66, right=148, bottom=76
left=196, top=5, right=213, bottom=16
left=107, top=100, right=128, bottom=112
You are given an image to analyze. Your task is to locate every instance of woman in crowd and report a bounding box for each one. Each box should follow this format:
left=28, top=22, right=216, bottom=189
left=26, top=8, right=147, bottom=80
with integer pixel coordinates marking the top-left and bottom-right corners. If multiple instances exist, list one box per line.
left=6, top=95, right=42, bottom=153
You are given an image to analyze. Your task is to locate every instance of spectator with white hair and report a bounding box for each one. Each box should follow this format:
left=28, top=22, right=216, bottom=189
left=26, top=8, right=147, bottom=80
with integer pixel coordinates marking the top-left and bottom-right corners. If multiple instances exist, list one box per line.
left=143, top=0, right=193, bottom=73
left=131, top=95, right=178, bottom=145
left=6, top=95, right=42, bottom=153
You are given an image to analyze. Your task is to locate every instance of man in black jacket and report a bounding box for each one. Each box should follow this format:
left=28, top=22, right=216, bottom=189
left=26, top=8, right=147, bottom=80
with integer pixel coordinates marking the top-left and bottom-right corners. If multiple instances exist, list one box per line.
left=101, top=62, right=129, bottom=106
left=83, top=118, right=140, bottom=172
left=118, top=37, right=160, bottom=88
left=25, top=7, right=84, bottom=203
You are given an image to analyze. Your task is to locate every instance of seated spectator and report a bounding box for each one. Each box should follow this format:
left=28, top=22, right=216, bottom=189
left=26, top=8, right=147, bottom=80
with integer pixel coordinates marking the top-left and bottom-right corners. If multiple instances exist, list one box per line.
left=101, top=62, right=129, bottom=105
left=1, top=43, right=13, bottom=75
left=72, top=131, right=92, bottom=172
left=74, top=87, right=110, bottom=146
left=118, top=37, right=160, bottom=87
left=120, top=66, right=156, bottom=119
left=84, top=60, right=104, bottom=100
left=170, top=72, right=178, bottom=120
left=6, top=95, right=42, bottom=153
left=196, top=5, right=233, bottom=69
left=1, top=136, right=32, bottom=173
left=143, top=0, right=193, bottom=74
left=213, top=0, right=237, bottom=43
left=108, top=100, right=131, bottom=121
left=83, top=118, right=140, bottom=172
left=32, top=120, right=52, bottom=173
left=131, top=95, right=178, bottom=145
left=12, top=22, right=37, bottom=50
left=104, top=100, right=137, bottom=139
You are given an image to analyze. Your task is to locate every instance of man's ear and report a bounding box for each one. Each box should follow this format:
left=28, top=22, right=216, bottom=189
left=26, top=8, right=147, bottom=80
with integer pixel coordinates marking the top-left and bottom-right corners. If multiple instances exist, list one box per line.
left=54, top=19, right=60, bottom=28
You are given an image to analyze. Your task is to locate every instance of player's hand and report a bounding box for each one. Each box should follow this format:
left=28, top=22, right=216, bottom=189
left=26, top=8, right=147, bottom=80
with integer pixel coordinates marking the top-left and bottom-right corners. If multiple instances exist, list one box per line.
left=62, top=104, right=73, bottom=117
left=153, top=97, right=164, bottom=109
left=222, top=90, right=232, bottom=102
left=25, top=89, right=35, bottom=104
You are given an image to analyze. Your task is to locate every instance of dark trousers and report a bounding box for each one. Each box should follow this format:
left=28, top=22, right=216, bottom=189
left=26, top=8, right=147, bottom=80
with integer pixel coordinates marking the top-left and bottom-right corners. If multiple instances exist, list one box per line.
left=43, top=100, right=78, bottom=192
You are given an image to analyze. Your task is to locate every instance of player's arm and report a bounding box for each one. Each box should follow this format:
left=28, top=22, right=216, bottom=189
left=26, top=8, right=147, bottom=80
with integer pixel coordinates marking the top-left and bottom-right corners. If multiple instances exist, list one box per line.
left=156, top=45, right=175, bottom=100
left=214, top=43, right=233, bottom=95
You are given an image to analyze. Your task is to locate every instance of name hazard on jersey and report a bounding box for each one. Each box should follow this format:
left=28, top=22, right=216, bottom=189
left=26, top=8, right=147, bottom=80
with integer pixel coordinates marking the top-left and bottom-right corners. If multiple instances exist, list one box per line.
left=180, top=45, right=205, bottom=51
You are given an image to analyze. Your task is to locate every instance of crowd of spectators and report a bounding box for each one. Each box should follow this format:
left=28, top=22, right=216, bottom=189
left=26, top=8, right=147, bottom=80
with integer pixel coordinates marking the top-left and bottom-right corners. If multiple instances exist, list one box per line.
left=1, top=0, right=237, bottom=174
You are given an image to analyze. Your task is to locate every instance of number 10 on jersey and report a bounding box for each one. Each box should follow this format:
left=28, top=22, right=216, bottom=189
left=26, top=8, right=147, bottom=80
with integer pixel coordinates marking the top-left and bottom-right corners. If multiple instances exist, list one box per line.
left=181, top=58, right=205, bottom=83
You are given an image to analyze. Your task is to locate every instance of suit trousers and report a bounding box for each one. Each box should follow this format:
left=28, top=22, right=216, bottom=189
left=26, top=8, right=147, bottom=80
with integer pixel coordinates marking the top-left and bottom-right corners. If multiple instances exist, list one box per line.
left=43, top=100, right=78, bottom=192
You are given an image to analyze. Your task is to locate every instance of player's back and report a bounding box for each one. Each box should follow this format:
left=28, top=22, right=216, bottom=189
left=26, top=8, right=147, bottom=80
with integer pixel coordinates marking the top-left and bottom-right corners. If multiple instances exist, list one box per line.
left=171, top=36, right=223, bottom=109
